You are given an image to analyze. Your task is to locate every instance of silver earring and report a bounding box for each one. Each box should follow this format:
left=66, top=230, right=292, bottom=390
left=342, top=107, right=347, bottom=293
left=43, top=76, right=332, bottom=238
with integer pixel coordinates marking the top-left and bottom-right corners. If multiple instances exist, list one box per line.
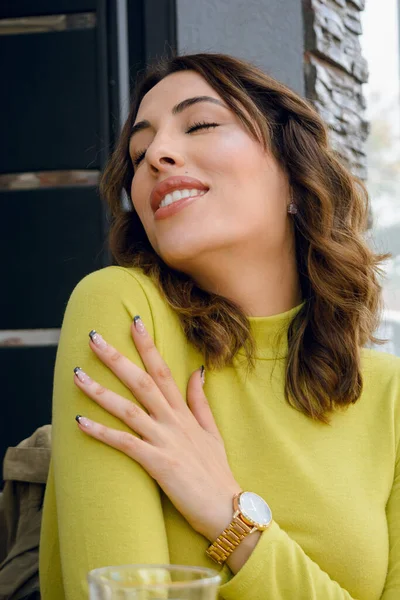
left=288, top=201, right=298, bottom=215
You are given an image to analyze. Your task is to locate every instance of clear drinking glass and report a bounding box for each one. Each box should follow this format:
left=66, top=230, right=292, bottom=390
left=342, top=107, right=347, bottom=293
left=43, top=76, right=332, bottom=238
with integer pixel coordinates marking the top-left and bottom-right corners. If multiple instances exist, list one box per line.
left=88, top=564, right=221, bottom=600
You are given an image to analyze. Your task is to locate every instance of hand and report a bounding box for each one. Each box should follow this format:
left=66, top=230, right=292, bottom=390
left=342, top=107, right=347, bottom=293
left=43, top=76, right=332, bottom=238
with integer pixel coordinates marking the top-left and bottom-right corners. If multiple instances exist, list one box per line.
left=73, top=315, right=242, bottom=542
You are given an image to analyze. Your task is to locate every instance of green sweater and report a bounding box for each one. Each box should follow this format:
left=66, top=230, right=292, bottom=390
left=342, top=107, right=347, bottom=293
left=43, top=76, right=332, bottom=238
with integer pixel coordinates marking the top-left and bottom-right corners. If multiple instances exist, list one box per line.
left=40, top=266, right=400, bottom=599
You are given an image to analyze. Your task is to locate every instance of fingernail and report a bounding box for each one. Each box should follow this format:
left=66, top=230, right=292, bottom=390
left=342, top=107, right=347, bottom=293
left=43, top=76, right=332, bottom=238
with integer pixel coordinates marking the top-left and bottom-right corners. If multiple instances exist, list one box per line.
left=74, top=367, right=93, bottom=385
left=75, top=415, right=92, bottom=429
left=200, top=365, right=205, bottom=386
left=89, top=330, right=107, bottom=349
left=133, top=315, right=146, bottom=335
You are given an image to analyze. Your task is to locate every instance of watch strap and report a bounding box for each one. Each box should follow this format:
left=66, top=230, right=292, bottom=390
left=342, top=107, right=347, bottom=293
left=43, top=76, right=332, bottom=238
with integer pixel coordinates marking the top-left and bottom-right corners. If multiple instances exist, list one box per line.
left=206, top=514, right=254, bottom=565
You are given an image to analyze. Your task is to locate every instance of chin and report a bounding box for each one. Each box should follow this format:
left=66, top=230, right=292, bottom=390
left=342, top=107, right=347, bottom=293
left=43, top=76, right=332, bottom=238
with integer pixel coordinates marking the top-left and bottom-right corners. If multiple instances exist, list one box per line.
left=160, top=248, right=198, bottom=270
left=158, top=237, right=208, bottom=271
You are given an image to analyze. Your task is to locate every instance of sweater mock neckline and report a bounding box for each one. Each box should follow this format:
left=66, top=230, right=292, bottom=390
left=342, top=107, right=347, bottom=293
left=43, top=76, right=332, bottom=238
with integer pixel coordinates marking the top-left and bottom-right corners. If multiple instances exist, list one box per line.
left=237, top=302, right=304, bottom=361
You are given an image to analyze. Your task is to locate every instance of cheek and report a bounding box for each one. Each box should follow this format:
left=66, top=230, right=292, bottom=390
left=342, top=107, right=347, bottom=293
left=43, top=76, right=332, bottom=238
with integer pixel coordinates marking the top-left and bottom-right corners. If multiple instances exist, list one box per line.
left=130, top=177, right=160, bottom=246
left=130, top=176, right=151, bottom=222
left=130, top=177, right=142, bottom=213
left=207, top=135, right=288, bottom=236
left=204, top=133, right=269, bottom=204
left=203, top=129, right=253, bottom=173
left=203, top=130, right=269, bottom=203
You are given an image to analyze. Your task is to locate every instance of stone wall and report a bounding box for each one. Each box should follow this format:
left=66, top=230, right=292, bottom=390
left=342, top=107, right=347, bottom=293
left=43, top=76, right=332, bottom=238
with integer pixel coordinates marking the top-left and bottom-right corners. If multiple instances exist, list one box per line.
left=302, top=0, right=368, bottom=180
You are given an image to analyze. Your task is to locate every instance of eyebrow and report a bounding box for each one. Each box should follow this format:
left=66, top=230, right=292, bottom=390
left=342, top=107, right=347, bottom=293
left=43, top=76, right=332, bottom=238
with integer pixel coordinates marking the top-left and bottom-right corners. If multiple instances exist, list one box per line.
left=130, top=96, right=227, bottom=139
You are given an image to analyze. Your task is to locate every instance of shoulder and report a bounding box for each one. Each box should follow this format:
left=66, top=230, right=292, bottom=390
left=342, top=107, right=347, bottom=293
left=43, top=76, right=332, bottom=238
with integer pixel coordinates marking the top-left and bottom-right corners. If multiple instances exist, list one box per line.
left=64, top=266, right=182, bottom=343
left=361, top=347, right=400, bottom=381
left=62, top=266, right=170, bottom=339
left=70, top=265, right=159, bottom=301
left=360, top=348, right=400, bottom=419
left=64, top=265, right=193, bottom=365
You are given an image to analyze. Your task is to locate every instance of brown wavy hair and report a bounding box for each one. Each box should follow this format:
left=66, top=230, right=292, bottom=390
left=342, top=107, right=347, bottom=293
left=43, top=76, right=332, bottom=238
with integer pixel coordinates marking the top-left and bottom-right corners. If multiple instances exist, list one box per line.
left=100, top=52, right=388, bottom=423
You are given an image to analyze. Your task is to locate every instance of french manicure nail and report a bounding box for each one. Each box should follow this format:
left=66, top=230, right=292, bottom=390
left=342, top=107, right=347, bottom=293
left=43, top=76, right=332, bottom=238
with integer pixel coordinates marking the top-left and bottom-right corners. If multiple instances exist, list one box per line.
left=200, top=365, right=205, bottom=386
left=74, top=367, right=93, bottom=385
left=75, top=415, right=92, bottom=429
left=89, top=329, right=107, bottom=349
left=133, top=315, right=146, bottom=335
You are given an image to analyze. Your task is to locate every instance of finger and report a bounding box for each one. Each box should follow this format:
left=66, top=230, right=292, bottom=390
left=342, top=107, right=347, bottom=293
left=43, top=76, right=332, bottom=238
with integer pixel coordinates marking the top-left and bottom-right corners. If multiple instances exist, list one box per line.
left=186, top=367, right=222, bottom=440
left=73, top=367, right=162, bottom=443
left=131, top=316, right=185, bottom=410
left=75, top=414, right=156, bottom=466
left=87, top=329, right=171, bottom=420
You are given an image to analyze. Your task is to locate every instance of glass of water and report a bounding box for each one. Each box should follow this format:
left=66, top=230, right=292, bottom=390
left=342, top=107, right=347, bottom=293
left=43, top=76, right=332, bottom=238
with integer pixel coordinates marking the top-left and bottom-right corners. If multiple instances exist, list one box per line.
left=88, top=564, right=221, bottom=599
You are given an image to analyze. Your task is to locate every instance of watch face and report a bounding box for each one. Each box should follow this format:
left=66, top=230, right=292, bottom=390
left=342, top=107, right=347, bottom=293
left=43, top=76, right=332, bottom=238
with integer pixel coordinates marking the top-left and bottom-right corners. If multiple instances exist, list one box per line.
left=239, top=492, right=272, bottom=528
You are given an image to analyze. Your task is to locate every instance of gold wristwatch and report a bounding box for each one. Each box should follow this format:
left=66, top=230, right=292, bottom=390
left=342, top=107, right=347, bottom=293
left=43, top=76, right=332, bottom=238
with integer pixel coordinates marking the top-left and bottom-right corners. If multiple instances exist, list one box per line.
left=206, top=491, right=273, bottom=565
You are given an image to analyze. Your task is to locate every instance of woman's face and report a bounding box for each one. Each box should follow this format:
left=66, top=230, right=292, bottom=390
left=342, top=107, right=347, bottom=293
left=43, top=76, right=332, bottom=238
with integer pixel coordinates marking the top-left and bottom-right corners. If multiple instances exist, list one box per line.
left=129, top=70, right=292, bottom=274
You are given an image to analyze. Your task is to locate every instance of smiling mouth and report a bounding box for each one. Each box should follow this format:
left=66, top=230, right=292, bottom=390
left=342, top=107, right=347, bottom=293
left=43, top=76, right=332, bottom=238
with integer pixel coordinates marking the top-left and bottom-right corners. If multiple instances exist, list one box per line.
left=157, top=188, right=208, bottom=210
left=154, top=189, right=208, bottom=220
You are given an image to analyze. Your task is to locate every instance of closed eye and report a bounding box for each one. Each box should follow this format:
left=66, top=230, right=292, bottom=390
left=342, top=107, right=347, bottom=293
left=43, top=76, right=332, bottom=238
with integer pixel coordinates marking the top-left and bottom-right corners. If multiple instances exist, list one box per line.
left=186, top=121, right=220, bottom=133
left=131, top=121, right=220, bottom=167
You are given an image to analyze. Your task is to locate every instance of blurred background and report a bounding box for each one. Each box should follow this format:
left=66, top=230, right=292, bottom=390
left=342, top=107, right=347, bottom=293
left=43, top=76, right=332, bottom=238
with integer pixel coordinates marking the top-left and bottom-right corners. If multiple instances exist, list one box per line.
left=0, top=0, right=398, bottom=477
left=361, top=0, right=400, bottom=354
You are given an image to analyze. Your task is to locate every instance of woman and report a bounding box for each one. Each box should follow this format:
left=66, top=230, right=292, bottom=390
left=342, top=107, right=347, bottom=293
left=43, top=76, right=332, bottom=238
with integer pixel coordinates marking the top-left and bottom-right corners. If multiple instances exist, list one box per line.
left=39, top=53, right=399, bottom=599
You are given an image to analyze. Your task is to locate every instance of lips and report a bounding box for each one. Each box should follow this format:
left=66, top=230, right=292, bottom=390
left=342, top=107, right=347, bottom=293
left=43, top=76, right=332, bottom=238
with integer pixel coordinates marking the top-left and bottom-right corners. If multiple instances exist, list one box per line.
left=150, top=176, right=209, bottom=212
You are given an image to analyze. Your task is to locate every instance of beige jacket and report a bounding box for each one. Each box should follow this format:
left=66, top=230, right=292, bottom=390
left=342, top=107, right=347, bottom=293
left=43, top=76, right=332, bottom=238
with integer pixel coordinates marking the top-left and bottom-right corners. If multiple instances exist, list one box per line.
left=0, top=425, right=51, bottom=600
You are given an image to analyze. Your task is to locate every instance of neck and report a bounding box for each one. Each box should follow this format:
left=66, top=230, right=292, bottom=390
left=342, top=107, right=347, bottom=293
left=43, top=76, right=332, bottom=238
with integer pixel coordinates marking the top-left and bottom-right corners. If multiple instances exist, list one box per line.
left=184, top=244, right=302, bottom=317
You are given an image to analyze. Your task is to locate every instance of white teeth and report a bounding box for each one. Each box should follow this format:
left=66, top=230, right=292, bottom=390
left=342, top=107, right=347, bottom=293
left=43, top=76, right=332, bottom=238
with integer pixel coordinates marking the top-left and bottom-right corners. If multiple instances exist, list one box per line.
left=158, top=188, right=207, bottom=209
left=172, top=190, right=183, bottom=201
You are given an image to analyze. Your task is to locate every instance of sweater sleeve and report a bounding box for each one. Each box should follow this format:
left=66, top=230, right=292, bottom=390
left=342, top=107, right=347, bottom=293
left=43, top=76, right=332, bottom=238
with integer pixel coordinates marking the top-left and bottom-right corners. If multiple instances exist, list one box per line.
left=219, top=442, right=400, bottom=600
left=46, top=268, right=170, bottom=599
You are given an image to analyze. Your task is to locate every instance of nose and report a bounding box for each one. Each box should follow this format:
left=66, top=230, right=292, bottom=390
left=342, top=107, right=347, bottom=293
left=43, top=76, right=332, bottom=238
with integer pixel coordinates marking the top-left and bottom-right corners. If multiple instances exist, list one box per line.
left=145, top=135, right=186, bottom=173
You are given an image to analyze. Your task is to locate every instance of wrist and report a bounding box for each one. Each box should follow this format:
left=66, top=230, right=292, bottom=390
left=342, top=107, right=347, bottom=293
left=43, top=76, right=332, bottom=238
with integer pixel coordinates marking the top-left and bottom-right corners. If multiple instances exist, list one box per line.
left=203, top=486, right=243, bottom=542
left=205, top=490, right=273, bottom=566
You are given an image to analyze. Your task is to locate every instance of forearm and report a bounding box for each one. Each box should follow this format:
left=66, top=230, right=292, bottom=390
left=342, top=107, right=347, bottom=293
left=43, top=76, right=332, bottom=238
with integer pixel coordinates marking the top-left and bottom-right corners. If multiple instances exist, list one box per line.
left=218, top=521, right=358, bottom=600
left=203, top=492, right=356, bottom=600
